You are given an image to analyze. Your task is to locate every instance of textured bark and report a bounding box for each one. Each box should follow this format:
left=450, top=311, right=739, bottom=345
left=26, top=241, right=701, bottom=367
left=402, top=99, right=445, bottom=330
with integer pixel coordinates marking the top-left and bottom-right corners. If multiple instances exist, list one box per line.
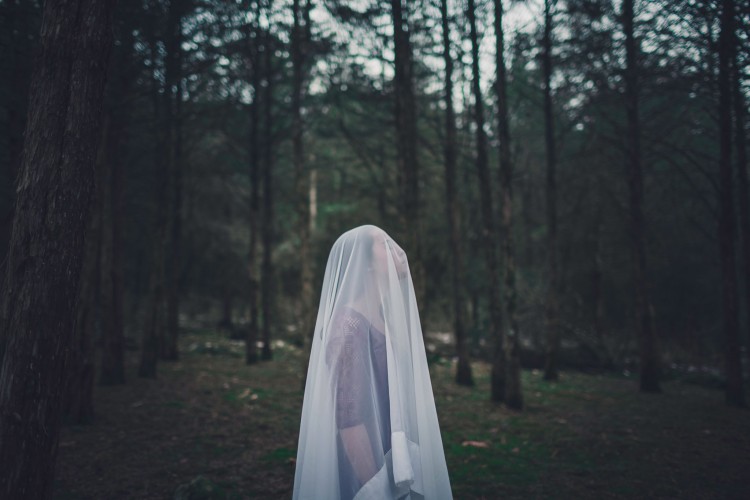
left=0, top=0, right=38, bottom=290
left=542, top=0, right=561, bottom=382
left=0, top=0, right=114, bottom=496
left=66, top=131, right=105, bottom=424
left=495, top=0, right=523, bottom=410
left=100, top=45, right=128, bottom=384
left=622, top=0, right=661, bottom=393
left=440, top=0, right=472, bottom=387
left=390, top=0, right=424, bottom=315
left=467, top=0, right=505, bottom=403
left=717, top=0, right=744, bottom=407
left=261, top=0, right=276, bottom=361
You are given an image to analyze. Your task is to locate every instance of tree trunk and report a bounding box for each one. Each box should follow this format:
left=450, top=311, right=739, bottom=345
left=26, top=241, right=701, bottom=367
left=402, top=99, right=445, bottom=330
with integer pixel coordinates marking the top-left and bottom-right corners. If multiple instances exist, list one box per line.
left=732, top=0, right=750, bottom=386
left=261, top=0, right=276, bottom=361
left=99, top=17, right=133, bottom=383
left=390, top=0, right=424, bottom=315
left=622, top=0, right=661, bottom=393
left=718, top=0, right=744, bottom=407
left=247, top=7, right=261, bottom=365
left=440, top=0, right=472, bottom=387
left=542, top=0, right=561, bottom=382
left=139, top=15, right=169, bottom=378
left=163, top=0, right=185, bottom=361
left=0, top=0, right=114, bottom=496
left=495, top=0, right=523, bottom=410
left=467, top=0, right=505, bottom=402
left=293, top=0, right=314, bottom=375
left=66, top=127, right=106, bottom=425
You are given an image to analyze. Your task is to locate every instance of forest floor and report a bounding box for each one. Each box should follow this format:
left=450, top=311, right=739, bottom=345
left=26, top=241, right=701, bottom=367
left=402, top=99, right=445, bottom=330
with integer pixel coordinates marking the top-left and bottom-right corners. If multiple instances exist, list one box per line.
left=53, top=327, right=750, bottom=500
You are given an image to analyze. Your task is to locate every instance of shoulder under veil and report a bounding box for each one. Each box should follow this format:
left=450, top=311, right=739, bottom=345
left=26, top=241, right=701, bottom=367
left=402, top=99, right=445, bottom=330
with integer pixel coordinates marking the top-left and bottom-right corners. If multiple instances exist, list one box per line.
left=293, top=225, right=452, bottom=500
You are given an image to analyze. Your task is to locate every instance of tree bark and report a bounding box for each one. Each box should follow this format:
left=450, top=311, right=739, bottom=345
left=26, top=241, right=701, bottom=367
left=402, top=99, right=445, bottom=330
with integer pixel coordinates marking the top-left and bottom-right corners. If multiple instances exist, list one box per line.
left=390, top=0, right=424, bottom=315
left=622, top=0, right=661, bottom=393
left=718, top=0, right=744, bottom=407
left=440, top=0, right=472, bottom=387
left=0, top=0, right=115, bottom=496
left=467, top=0, right=505, bottom=402
left=292, top=0, right=312, bottom=353
left=247, top=4, right=261, bottom=365
left=495, top=0, right=523, bottom=410
left=261, top=0, right=276, bottom=361
left=542, top=0, right=561, bottom=382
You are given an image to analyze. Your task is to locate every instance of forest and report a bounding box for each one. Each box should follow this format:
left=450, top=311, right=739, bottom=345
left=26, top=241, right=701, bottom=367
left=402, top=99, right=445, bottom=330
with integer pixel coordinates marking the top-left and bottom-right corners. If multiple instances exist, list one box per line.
left=0, top=0, right=749, bottom=498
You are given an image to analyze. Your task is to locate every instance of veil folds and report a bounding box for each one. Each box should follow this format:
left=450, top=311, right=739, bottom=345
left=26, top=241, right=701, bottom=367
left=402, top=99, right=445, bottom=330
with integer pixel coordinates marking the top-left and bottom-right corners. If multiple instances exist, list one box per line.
left=293, top=225, right=453, bottom=500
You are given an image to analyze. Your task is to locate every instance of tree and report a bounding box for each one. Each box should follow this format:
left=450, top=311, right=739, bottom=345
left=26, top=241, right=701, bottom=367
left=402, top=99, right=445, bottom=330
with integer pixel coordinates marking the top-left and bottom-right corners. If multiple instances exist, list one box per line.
left=440, top=0, right=472, bottom=386
left=495, top=0, right=523, bottom=409
left=260, top=0, right=277, bottom=361
left=717, top=0, right=744, bottom=407
left=293, top=0, right=315, bottom=370
left=246, top=0, right=261, bottom=365
left=542, top=0, right=561, bottom=382
left=0, top=0, right=115, bottom=496
left=467, top=0, right=505, bottom=402
left=622, top=0, right=660, bottom=392
left=391, top=0, right=425, bottom=313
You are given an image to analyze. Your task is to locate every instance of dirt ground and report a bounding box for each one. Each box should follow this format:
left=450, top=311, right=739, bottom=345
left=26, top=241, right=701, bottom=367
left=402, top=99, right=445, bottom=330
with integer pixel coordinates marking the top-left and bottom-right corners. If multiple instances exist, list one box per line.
left=53, top=328, right=750, bottom=499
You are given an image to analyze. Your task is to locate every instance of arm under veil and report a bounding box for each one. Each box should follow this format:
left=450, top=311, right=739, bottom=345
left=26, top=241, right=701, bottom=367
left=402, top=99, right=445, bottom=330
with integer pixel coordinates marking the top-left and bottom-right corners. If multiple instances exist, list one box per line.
left=293, top=225, right=453, bottom=500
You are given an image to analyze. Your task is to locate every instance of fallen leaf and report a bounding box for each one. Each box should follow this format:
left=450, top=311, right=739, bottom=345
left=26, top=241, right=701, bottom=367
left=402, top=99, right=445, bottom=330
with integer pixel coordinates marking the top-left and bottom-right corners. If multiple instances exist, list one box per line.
left=461, top=440, right=489, bottom=448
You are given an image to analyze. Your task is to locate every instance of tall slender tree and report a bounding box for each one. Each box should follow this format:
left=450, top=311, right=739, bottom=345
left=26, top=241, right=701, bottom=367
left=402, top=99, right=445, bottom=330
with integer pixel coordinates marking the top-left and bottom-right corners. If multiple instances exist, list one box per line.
left=622, top=0, right=660, bottom=392
left=495, top=0, right=523, bottom=409
left=732, top=0, right=750, bottom=378
left=717, top=0, right=744, bottom=407
left=542, top=0, right=561, bottom=382
left=163, top=0, right=186, bottom=361
left=0, top=0, right=115, bottom=496
left=260, top=0, right=276, bottom=361
left=440, top=0, right=472, bottom=386
left=391, top=0, right=424, bottom=313
left=293, top=0, right=315, bottom=372
left=246, top=0, right=261, bottom=365
left=467, top=0, right=505, bottom=402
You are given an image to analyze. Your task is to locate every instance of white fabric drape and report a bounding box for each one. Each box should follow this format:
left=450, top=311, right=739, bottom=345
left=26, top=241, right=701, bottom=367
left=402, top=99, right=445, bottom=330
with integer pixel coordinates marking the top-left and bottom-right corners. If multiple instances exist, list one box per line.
left=293, top=225, right=453, bottom=500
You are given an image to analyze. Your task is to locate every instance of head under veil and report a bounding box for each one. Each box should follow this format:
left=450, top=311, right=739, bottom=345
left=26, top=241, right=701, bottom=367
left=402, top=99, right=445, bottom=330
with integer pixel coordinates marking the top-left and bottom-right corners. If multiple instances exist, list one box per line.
left=293, top=225, right=452, bottom=500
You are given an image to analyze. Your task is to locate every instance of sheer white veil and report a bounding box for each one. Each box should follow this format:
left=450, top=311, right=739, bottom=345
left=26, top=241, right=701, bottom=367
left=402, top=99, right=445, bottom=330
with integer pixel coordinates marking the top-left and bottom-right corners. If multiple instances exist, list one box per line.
left=293, top=225, right=452, bottom=500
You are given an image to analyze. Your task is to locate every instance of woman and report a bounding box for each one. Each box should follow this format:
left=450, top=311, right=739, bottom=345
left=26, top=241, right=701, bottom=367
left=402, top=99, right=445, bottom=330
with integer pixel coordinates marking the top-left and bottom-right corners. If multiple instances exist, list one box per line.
left=293, top=225, right=452, bottom=500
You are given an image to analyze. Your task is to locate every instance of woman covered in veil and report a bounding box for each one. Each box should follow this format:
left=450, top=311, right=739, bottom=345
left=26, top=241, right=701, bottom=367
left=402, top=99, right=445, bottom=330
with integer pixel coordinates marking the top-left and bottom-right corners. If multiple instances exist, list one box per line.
left=293, top=225, right=452, bottom=500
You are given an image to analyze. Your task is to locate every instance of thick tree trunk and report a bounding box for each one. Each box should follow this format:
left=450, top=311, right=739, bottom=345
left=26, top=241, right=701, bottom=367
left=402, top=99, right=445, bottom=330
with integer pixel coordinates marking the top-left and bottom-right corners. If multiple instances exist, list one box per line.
left=0, top=1, right=38, bottom=273
left=0, top=0, right=114, bottom=496
left=261, top=0, right=276, bottom=361
left=440, top=0, right=472, bottom=387
left=542, top=0, right=561, bottom=382
left=467, top=0, right=505, bottom=402
left=733, top=0, right=750, bottom=385
left=391, top=0, right=424, bottom=314
left=66, top=130, right=105, bottom=424
left=622, top=0, right=661, bottom=393
left=718, top=0, right=744, bottom=407
left=495, top=0, right=523, bottom=410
